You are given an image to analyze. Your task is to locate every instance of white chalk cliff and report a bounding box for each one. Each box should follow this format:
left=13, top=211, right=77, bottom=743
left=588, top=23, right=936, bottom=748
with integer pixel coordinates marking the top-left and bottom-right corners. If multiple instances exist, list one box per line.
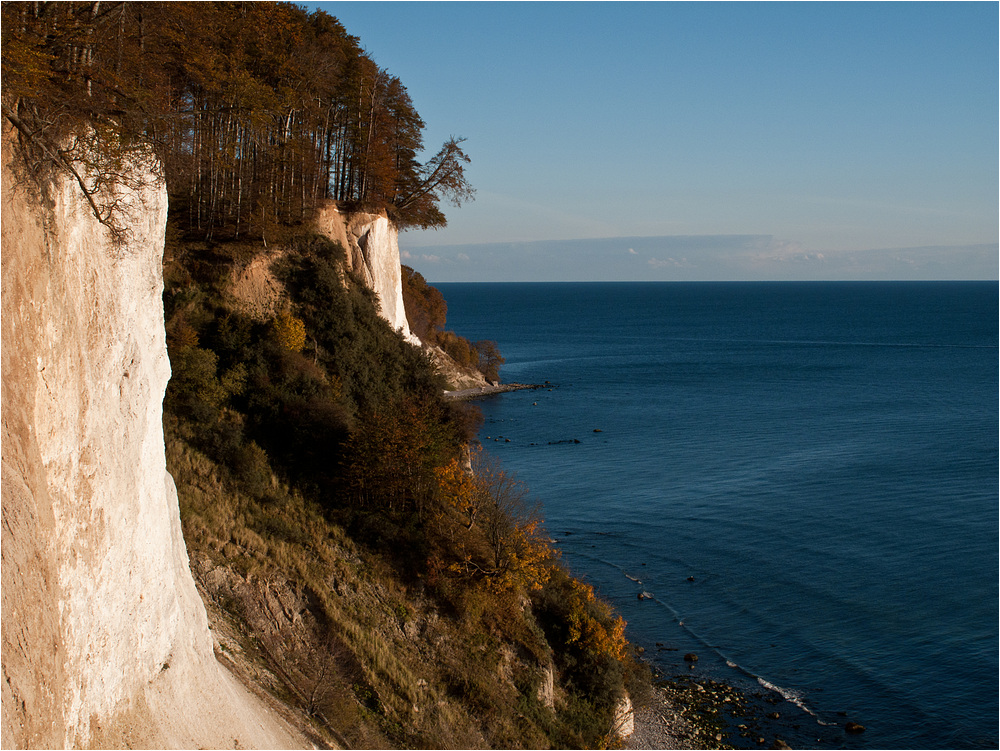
left=0, top=128, right=309, bottom=748
left=313, top=202, right=419, bottom=345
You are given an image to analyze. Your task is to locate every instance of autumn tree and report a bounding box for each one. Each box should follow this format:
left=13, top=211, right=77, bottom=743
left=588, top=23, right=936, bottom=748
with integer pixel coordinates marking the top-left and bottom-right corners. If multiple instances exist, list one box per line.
left=344, top=397, right=455, bottom=514
left=400, top=265, right=447, bottom=341
left=1, top=1, right=473, bottom=241
left=473, top=451, right=551, bottom=593
left=435, top=455, right=484, bottom=531
left=1, top=2, right=172, bottom=243
left=435, top=448, right=553, bottom=595
left=474, top=340, right=505, bottom=383
left=532, top=566, right=630, bottom=713
left=271, top=310, right=307, bottom=352
left=392, top=136, right=475, bottom=229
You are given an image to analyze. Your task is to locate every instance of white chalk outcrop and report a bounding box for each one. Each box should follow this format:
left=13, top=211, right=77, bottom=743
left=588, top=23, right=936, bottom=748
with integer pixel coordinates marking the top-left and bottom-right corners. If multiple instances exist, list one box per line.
left=0, top=128, right=308, bottom=749
left=613, top=692, right=636, bottom=740
left=314, top=202, right=419, bottom=345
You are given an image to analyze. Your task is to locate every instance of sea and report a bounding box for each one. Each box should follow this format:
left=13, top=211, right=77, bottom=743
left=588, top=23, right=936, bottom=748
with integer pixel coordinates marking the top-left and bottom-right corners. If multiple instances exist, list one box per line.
left=434, top=281, right=998, bottom=750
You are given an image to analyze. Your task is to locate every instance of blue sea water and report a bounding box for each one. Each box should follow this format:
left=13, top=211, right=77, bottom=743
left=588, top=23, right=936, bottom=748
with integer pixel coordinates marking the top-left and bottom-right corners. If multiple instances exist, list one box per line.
left=435, top=281, right=998, bottom=750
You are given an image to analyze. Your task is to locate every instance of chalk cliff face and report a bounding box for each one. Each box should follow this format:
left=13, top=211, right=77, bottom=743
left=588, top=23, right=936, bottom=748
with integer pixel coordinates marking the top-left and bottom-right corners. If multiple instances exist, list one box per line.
left=313, top=202, right=419, bottom=344
left=1, top=130, right=306, bottom=749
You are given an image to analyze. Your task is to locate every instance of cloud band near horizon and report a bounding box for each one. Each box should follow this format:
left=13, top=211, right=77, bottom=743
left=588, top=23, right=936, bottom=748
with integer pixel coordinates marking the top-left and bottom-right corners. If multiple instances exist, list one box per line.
left=399, top=235, right=997, bottom=283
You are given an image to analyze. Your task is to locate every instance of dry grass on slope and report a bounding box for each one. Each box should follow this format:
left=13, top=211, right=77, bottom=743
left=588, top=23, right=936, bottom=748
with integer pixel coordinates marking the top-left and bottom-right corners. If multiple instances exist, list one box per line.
left=167, top=425, right=565, bottom=749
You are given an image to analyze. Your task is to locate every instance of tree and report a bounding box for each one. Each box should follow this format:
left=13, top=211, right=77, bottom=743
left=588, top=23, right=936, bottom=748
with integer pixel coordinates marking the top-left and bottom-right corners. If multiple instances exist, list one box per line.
left=344, top=397, right=454, bottom=514
left=474, top=340, right=505, bottom=383
left=474, top=451, right=551, bottom=593
left=271, top=310, right=307, bottom=352
left=435, top=448, right=553, bottom=595
left=400, top=265, right=447, bottom=341
left=435, top=454, right=484, bottom=530
left=392, top=136, right=475, bottom=229
left=2, top=2, right=473, bottom=242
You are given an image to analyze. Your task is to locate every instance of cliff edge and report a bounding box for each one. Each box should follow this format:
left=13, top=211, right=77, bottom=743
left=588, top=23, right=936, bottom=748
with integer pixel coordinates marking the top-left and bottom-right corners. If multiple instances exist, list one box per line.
left=0, top=129, right=311, bottom=748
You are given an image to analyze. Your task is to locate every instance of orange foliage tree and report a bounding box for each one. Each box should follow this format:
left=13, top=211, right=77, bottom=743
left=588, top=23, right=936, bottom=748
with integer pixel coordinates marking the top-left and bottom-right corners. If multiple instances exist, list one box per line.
left=563, top=580, right=628, bottom=663
left=434, top=446, right=554, bottom=596
left=272, top=310, right=307, bottom=352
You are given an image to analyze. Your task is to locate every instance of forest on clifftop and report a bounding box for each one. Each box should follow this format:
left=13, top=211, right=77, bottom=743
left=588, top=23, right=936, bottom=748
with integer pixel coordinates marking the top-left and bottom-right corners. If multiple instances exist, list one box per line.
left=2, top=0, right=473, bottom=242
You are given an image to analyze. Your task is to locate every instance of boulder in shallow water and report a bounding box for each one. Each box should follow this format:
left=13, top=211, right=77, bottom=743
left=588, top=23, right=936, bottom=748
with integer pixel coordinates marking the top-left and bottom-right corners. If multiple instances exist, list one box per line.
left=684, top=653, right=699, bottom=662
left=845, top=722, right=866, bottom=734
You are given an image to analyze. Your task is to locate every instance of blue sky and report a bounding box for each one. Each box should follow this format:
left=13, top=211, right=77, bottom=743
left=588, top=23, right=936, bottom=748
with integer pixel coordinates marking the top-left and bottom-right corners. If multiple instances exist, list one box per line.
left=309, top=1, right=998, bottom=281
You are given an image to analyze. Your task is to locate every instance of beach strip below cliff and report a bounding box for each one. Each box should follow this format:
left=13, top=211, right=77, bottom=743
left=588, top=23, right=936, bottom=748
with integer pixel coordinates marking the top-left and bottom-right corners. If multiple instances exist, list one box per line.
left=443, top=382, right=548, bottom=400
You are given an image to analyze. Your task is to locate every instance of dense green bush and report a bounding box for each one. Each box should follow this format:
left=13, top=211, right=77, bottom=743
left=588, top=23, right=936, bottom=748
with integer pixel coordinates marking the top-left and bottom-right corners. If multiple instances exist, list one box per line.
left=279, top=238, right=445, bottom=416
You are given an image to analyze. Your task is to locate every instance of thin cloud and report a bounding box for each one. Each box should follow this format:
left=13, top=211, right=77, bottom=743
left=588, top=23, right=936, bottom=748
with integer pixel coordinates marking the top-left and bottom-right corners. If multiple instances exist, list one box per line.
left=402, top=249, right=442, bottom=263
left=648, top=257, right=694, bottom=269
left=399, top=236, right=997, bottom=282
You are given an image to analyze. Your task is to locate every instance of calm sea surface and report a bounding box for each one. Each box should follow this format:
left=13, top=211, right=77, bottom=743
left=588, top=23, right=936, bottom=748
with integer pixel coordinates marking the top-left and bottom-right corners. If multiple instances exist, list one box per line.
left=435, top=281, right=998, bottom=750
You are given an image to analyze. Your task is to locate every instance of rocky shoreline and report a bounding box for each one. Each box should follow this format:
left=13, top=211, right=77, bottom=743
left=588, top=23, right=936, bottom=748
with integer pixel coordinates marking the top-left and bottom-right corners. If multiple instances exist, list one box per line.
left=443, top=382, right=549, bottom=401
left=627, top=673, right=798, bottom=750
left=626, top=662, right=869, bottom=750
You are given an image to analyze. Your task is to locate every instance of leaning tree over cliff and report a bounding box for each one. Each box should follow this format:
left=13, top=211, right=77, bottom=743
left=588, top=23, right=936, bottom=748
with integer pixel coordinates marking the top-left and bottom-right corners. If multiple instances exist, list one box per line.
left=1, top=1, right=473, bottom=240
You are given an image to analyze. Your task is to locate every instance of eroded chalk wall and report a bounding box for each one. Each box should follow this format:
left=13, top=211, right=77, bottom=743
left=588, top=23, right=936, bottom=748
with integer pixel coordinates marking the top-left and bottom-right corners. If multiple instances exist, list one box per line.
left=313, top=202, right=419, bottom=345
left=1, top=129, right=306, bottom=749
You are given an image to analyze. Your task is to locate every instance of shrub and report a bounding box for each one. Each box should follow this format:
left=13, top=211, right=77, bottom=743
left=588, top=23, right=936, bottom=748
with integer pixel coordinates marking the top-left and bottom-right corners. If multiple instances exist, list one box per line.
left=533, top=567, right=629, bottom=714
left=232, top=440, right=272, bottom=498
left=272, top=310, right=307, bottom=352
left=166, top=345, right=226, bottom=421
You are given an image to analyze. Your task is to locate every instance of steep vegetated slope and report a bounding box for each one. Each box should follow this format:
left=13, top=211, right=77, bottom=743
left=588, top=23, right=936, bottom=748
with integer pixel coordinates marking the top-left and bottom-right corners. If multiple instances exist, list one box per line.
left=162, top=215, right=649, bottom=747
